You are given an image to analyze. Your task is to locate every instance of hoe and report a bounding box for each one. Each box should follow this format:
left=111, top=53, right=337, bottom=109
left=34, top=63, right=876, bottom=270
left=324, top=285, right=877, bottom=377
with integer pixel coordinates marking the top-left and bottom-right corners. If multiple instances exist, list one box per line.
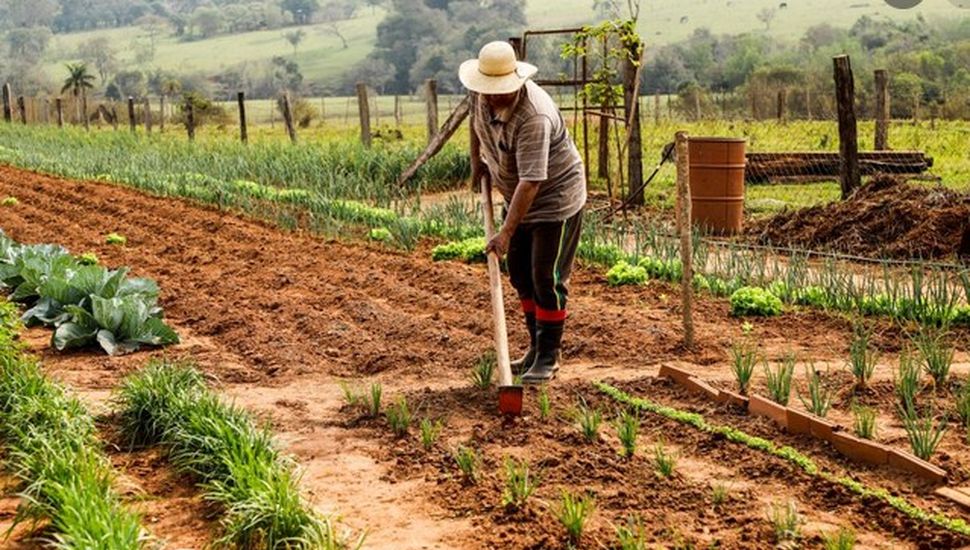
left=480, top=172, right=523, bottom=416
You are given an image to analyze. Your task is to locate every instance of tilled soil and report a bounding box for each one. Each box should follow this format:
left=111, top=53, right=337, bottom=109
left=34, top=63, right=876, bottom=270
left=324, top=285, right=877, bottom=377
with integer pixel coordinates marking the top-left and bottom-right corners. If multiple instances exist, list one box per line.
left=747, top=175, right=970, bottom=260
left=0, top=165, right=968, bottom=548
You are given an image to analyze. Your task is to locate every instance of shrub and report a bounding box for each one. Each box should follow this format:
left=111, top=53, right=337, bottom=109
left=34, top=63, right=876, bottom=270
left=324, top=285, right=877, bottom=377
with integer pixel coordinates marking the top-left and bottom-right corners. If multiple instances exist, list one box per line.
left=730, top=287, right=783, bottom=317
left=606, top=260, right=648, bottom=286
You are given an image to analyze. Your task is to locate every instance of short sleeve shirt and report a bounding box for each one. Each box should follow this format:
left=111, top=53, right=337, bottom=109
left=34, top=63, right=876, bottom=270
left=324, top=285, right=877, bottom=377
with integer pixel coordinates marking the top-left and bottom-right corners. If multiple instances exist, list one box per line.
left=473, top=81, right=587, bottom=223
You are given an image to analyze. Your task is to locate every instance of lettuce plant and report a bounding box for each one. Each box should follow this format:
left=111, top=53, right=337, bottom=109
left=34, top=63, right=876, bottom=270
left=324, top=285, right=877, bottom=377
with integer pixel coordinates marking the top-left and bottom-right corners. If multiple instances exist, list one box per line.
left=431, top=237, right=487, bottom=263
left=730, top=287, right=783, bottom=317
left=606, top=260, right=647, bottom=286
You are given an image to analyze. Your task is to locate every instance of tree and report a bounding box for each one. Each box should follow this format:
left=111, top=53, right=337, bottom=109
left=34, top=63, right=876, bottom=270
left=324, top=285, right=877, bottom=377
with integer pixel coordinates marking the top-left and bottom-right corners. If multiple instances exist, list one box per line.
left=190, top=6, right=223, bottom=39
left=61, top=63, right=95, bottom=123
left=281, top=0, right=319, bottom=25
left=284, top=29, right=306, bottom=56
left=5, top=27, right=52, bottom=63
left=77, top=37, right=117, bottom=83
left=111, top=69, right=147, bottom=99
left=137, top=14, right=169, bottom=57
left=757, top=8, right=776, bottom=31
left=0, top=0, right=59, bottom=28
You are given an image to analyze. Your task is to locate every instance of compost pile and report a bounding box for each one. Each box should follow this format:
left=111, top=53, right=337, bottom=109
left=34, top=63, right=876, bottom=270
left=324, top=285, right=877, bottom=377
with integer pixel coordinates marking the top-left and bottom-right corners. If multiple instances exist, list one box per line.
left=747, top=175, right=970, bottom=260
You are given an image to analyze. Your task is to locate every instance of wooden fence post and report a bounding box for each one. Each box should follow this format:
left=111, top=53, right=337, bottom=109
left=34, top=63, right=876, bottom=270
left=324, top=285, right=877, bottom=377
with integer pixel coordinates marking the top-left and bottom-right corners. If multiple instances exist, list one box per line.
left=144, top=97, right=152, bottom=134
left=55, top=98, right=63, bottom=127
left=17, top=96, right=26, bottom=125
left=805, top=86, right=812, bottom=120
left=833, top=55, right=860, bottom=199
left=237, top=92, right=248, bottom=144
left=356, top=82, right=371, bottom=147
left=159, top=96, right=165, bottom=132
left=654, top=93, right=661, bottom=125
left=281, top=91, right=297, bottom=144
left=127, top=97, right=136, bottom=133
left=776, top=89, right=787, bottom=121
left=425, top=79, right=438, bottom=144
left=186, top=101, right=195, bottom=141
left=394, top=95, right=401, bottom=126
left=43, top=98, right=50, bottom=124
left=624, top=52, right=644, bottom=206
left=598, top=108, right=609, bottom=179
left=874, top=69, right=890, bottom=151
left=675, top=131, right=694, bottom=348
left=110, top=102, right=118, bottom=130
left=1, top=84, right=11, bottom=123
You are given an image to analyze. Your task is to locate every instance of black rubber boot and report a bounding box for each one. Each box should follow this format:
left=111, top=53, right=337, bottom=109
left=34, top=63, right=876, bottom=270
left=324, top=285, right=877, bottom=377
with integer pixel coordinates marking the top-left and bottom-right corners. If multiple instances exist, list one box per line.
left=521, top=321, right=563, bottom=384
left=511, top=313, right=537, bottom=376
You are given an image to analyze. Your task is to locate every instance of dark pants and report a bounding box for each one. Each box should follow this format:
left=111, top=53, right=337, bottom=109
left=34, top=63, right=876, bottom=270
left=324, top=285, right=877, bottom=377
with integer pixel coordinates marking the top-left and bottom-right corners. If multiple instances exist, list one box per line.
left=506, top=210, right=583, bottom=322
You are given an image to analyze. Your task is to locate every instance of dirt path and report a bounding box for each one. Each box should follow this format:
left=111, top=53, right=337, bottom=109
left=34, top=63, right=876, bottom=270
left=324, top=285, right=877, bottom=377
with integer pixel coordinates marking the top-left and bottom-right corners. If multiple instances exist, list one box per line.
left=0, top=165, right=967, bottom=548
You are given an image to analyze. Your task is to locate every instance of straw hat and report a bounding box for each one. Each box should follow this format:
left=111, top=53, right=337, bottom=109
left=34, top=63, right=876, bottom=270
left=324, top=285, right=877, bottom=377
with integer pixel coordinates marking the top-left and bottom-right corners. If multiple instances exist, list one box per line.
left=459, top=41, right=538, bottom=95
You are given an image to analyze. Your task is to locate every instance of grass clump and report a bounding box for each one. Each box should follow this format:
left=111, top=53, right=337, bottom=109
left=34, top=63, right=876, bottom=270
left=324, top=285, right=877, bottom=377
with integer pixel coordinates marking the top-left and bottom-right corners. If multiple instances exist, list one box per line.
left=537, top=386, right=551, bottom=419
left=822, top=527, right=857, bottom=550
left=711, top=482, right=730, bottom=507
left=847, top=320, right=879, bottom=390
left=419, top=418, right=443, bottom=451
left=898, top=406, right=947, bottom=461
left=767, top=500, right=801, bottom=544
left=614, top=409, right=640, bottom=458
left=556, top=490, right=595, bottom=546
left=730, top=337, right=759, bottom=395
left=367, top=382, right=382, bottom=417
left=606, top=260, right=648, bottom=287
left=0, top=314, right=145, bottom=547
left=914, top=327, right=954, bottom=389
left=852, top=402, right=877, bottom=440
left=730, top=286, right=783, bottom=317
left=653, top=439, right=677, bottom=478
left=614, top=516, right=647, bottom=550
left=574, top=400, right=603, bottom=443
left=501, top=457, right=539, bottom=511
left=764, top=354, right=796, bottom=405
left=453, top=446, right=479, bottom=484
left=115, top=360, right=342, bottom=548
left=798, top=365, right=834, bottom=417
left=386, top=396, right=412, bottom=437
left=105, top=232, right=127, bottom=246
left=471, top=351, right=495, bottom=390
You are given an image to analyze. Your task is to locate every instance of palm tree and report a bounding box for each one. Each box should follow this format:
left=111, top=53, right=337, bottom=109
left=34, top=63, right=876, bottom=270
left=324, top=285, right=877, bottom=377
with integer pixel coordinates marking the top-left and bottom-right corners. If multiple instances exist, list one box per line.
left=61, top=63, right=95, bottom=125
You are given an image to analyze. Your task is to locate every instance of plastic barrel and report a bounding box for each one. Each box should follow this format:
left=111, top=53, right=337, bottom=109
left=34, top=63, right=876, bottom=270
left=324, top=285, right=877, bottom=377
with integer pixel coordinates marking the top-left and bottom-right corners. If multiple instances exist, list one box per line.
left=688, top=137, right=746, bottom=235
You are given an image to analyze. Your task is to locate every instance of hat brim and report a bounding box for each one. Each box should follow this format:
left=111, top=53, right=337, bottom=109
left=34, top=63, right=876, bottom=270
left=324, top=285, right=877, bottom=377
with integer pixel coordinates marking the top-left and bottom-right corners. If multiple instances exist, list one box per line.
left=459, top=59, right=538, bottom=95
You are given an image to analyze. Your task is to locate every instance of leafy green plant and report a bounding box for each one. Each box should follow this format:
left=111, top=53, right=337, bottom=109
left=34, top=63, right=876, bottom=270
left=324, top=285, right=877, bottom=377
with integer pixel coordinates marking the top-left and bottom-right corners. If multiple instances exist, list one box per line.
left=798, top=365, right=833, bottom=417
left=419, top=419, right=442, bottom=450
left=852, top=403, right=877, bottom=440
left=847, top=320, right=879, bottom=390
left=606, top=260, right=648, bottom=286
left=899, top=406, right=947, bottom=460
left=367, top=382, right=382, bottom=417
left=914, top=327, right=954, bottom=388
left=896, top=350, right=923, bottom=413
left=614, top=409, right=640, bottom=458
left=501, top=457, right=539, bottom=511
left=730, top=286, right=783, bottom=317
left=431, top=237, right=486, bottom=263
left=574, top=401, right=603, bottom=442
left=78, top=251, right=99, bottom=265
left=556, top=490, right=595, bottom=545
left=615, top=516, right=647, bottom=550
left=0, top=196, right=17, bottom=206
left=764, top=354, right=796, bottom=405
left=453, top=446, right=479, bottom=484
left=537, top=386, right=551, bottom=419
left=956, top=382, right=970, bottom=429
left=471, top=352, right=495, bottom=390
left=105, top=232, right=127, bottom=246
left=368, top=227, right=392, bottom=242
left=730, top=337, right=759, bottom=395
left=386, top=397, right=412, bottom=437
left=767, top=500, right=801, bottom=544
left=653, top=438, right=677, bottom=478
left=822, top=527, right=857, bottom=550
left=115, top=360, right=337, bottom=548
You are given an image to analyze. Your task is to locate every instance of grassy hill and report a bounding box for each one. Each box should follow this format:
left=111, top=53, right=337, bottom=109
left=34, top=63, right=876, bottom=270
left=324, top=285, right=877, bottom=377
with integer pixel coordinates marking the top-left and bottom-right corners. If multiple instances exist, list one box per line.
left=42, top=0, right=964, bottom=88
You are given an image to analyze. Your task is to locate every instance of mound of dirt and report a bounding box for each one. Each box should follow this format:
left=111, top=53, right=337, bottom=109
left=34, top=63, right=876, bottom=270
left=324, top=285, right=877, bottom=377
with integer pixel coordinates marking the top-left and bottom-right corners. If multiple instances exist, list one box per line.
left=747, top=175, right=970, bottom=260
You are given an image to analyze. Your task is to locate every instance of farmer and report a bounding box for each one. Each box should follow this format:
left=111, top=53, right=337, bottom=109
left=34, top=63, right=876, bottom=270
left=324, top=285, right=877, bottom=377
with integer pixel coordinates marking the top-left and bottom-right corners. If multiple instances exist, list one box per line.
left=459, top=41, right=587, bottom=384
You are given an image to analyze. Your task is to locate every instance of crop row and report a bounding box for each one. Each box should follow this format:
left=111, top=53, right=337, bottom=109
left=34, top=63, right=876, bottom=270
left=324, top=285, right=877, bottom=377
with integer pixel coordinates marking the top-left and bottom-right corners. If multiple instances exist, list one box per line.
left=116, top=360, right=353, bottom=548
left=0, top=230, right=179, bottom=355
left=0, top=299, right=146, bottom=547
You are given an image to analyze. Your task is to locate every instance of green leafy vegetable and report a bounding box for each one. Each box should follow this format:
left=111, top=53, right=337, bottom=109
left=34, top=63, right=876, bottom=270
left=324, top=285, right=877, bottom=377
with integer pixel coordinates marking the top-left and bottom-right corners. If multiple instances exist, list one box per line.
left=730, top=287, right=783, bottom=317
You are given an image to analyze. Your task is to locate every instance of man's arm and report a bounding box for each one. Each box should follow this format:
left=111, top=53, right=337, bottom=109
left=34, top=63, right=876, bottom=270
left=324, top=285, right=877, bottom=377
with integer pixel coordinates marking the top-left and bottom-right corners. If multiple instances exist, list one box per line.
left=486, top=179, right=540, bottom=257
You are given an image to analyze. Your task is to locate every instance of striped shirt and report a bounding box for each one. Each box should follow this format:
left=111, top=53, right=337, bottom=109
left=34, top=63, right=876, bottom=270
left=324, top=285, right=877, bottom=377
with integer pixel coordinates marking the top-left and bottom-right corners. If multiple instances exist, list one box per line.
left=473, top=81, right=587, bottom=223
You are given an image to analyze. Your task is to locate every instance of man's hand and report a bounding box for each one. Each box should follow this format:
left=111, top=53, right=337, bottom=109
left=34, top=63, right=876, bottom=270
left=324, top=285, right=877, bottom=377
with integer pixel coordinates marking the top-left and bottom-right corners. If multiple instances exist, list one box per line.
left=486, top=227, right=512, bottom=257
